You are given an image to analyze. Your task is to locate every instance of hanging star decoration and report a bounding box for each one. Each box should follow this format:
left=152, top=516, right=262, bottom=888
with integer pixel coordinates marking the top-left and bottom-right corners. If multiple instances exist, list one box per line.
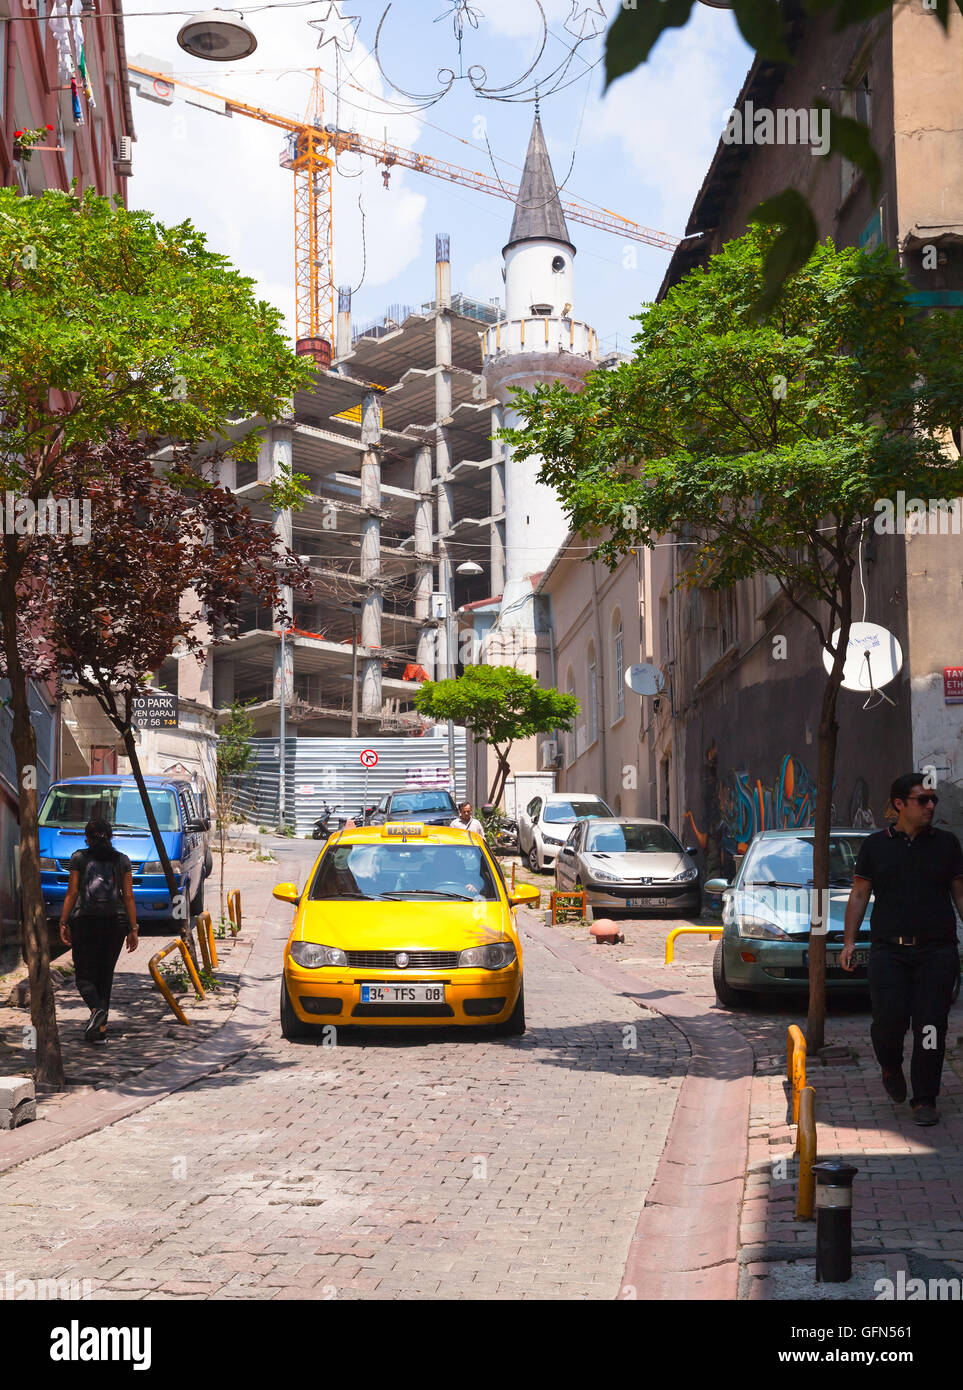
left=435, top=1, right=483, bottom=44
left=308, top=1, right=361, bottom=54
left=563, top=0, right=607, bottom=41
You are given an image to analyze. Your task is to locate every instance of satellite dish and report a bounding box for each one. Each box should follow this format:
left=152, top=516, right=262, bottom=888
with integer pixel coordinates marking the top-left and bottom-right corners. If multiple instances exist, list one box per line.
left=823, top=622, right=903, bottom=700
left=625, top=663, right=665, bottom=696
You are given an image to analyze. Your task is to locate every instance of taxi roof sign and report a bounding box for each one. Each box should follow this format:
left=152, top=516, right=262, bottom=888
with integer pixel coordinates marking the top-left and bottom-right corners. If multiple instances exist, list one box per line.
left=381, top=821, right=428, bottom=839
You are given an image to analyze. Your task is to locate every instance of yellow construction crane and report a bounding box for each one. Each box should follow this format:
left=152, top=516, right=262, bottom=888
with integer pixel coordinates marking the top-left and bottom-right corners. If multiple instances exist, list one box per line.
left=128, top=63, right=680, bottom=351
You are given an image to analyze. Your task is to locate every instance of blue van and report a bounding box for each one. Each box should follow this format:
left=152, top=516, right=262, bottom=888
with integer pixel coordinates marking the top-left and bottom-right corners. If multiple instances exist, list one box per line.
left=37, top=775, right=209, bottom=929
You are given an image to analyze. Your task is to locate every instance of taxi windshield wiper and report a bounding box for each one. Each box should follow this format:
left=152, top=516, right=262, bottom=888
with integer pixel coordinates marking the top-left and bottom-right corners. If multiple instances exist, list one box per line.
left=379, top=889, right=476, bottom=901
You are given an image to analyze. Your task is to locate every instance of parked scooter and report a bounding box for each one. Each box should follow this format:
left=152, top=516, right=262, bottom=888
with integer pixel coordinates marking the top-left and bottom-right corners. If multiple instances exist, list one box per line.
left=311, top=800, right=348, bottom=840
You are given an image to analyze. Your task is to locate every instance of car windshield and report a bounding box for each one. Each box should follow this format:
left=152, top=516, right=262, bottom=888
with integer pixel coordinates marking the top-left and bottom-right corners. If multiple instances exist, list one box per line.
left=740, top=835, right=866, bottom=887
left=309, top=842, right=500, bottom=901
left=388, top=792, right=456, bottom=814
left=543, top=800, right=609, bottom=824
left=38, top=784, right=180, bottom=832
left=586, top=822, right=683, bottom=854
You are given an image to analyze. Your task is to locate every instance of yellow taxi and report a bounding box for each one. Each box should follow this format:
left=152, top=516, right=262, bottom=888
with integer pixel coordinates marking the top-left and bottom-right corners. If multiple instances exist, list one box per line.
left=274, top=822, right=539, bottom=1038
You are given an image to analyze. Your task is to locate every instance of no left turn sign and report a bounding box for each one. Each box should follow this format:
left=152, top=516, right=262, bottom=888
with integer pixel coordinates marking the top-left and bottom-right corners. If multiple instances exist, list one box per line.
left=360, top=748, right=379, bottom=768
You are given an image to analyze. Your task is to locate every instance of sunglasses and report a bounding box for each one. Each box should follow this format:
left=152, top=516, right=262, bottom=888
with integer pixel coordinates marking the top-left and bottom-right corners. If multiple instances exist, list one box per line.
left=905, top=794, right=938, bottom=806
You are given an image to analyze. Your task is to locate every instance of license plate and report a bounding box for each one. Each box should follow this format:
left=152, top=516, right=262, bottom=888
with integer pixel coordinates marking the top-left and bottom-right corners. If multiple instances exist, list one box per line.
left=627, top=897, right=669, bottom=908
left=803, top=951, right=869, bottom=968
left=360, top=984, right=446, bottom=1004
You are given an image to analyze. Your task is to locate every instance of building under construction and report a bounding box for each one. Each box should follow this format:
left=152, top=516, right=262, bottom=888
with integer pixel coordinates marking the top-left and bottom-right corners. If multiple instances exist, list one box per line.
left=166, top=235, right=504, bottom=740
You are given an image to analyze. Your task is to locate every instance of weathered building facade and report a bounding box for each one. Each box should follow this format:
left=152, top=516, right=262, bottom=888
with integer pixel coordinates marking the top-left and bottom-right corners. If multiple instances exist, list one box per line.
left=658, top=0, right=963, bottom=875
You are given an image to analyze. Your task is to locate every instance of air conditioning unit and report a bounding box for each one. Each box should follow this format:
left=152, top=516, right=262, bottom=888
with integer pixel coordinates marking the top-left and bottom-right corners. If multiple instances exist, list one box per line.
left=114, top=135, right=133, bottom=177
left=540, top=740, right=558, bottom=770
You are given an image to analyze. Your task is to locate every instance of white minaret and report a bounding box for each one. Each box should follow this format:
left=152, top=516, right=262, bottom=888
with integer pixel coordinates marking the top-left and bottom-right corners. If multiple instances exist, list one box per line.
left=482, top=113, right=598, bottom=624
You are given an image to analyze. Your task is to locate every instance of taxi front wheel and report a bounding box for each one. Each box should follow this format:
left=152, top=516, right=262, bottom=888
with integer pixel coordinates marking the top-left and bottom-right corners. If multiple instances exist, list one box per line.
left=280, top=977, right=316, bottom=1040
left=491, top=983, right=526, bottom=1037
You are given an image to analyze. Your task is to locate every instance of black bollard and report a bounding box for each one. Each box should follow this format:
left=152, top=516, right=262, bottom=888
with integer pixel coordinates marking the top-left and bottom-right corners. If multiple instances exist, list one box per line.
left=812, top=1160, right=858, bottom=1282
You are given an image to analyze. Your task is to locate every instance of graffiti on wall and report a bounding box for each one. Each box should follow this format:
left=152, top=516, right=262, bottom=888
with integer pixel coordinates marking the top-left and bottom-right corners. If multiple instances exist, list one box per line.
left=685, top=751, right=881, bottom=872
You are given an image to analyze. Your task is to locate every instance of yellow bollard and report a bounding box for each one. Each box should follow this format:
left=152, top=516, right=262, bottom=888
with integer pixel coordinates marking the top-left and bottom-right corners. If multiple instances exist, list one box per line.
left=796, top=1086, right=817, bottom=1219
left=787, top=1025, right=807, bottom=1124
left=227, top=889, right=242, bottom=936
left=196, top=910, right=218, bottom=973
left=664, top=925, right=723, bottom=964
left=148, top=937, right=206, bottom=1026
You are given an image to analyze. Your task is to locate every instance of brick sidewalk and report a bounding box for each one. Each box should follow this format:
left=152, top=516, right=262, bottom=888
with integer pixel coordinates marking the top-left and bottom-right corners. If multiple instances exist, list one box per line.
left=0, top=848, right=303, bottom=1122
left=536, top=898, right=963, bottom=1300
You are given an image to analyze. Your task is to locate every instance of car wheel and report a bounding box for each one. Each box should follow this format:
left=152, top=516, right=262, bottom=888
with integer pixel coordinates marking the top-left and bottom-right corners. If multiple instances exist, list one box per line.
left=189, top=878, right=204, bottom=917
left=280, top=977, right=316, bottom=1040
left=528, top=843, right=540, bottom=874
left=574, top=878, right=594, bottom=922
left=491, top=983, right=526, bottom=1037
left=712, top=941, right=748, bottom=1008
left=203, top=850, right=214, bottom=879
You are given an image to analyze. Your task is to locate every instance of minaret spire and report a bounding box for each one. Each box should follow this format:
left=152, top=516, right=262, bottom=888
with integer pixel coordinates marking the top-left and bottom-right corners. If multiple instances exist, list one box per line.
left=504, top=112, right=575, bottom=255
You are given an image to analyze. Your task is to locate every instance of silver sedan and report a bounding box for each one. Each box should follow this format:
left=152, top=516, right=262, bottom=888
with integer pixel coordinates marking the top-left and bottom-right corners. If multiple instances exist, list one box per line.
left=554, top=817, right=701, bottom=918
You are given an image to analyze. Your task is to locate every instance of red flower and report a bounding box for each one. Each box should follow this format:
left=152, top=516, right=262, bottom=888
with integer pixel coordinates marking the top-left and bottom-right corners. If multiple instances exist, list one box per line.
left=46, top=124, right=53, bottom=131
left=14, top=130, right=22, bottom=138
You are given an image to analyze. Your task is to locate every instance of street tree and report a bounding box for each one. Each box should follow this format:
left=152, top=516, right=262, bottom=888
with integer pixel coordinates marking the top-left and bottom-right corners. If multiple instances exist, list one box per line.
left=20, top=434, right=307, bottom=986
left=413, top=665, right=579, bottom=806
left=0, top=186, right=312, bottom=1085
left=215, top=700, right=257, bottom=920
left=603, top=0, right=961, bottom=316
left=502, top=227, right=963, bottom=1051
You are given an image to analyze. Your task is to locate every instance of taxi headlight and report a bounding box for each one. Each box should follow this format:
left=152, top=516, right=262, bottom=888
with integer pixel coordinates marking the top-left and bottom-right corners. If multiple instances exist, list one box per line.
left=290, top=941, right=347, bottom=968
left=458, top=942, right=517, bottom=970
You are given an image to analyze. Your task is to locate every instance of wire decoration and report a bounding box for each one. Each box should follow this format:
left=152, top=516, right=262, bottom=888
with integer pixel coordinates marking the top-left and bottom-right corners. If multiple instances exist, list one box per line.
left=373, top=0, right=607, bottom=110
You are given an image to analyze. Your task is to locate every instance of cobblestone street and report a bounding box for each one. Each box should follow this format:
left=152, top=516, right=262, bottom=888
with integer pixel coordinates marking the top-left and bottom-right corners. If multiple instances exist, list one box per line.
left=0, top=862, right=688, bottom=1299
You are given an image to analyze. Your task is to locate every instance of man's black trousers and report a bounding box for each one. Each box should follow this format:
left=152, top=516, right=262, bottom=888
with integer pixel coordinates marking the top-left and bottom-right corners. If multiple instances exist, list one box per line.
left=868, top=941, right=960, bottom=1104
left=71, top=916, right=128, bottom=1015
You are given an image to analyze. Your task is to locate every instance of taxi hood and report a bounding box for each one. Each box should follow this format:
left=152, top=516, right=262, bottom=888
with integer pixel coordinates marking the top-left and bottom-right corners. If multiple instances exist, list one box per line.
left=298, top=899, right=510, bottom=949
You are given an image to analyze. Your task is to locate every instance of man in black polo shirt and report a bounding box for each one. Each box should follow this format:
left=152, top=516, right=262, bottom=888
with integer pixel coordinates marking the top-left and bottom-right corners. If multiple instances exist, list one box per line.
left=841, top=774, right=963, bottom=1125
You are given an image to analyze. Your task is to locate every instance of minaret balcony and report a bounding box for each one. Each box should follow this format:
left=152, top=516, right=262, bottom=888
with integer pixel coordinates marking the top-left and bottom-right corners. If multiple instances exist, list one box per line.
left=482, top=316, right=599, bottom=364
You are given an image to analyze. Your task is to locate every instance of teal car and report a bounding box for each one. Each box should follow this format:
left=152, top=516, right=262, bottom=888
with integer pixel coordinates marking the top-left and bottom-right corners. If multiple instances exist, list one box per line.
left=707, top=828, right=873, bottom=1005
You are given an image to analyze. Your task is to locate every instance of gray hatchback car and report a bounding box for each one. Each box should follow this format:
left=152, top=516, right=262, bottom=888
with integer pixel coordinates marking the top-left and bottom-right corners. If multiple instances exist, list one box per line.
left=554, top=817, right=701, bottom=918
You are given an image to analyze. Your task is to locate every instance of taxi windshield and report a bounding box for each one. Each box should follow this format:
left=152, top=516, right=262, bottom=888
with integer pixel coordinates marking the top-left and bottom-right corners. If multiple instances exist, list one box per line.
left=310, top=842, right=500, bottom=901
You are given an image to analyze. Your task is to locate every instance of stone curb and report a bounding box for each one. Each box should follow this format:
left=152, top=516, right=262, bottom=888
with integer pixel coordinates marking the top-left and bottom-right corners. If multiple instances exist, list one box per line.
left=0, top=908, right=290, bottom=1176
left=519, top=912, right=753, bottom=1301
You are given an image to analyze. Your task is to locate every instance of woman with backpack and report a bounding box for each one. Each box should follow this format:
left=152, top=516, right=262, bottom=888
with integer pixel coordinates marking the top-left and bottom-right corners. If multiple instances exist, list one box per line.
left=58, top=817, right=139, bottom=1043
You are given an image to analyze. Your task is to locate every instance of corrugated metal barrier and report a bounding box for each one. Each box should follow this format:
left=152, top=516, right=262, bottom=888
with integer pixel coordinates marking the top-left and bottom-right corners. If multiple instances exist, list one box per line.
left=230, top=733, right=468, bottom=834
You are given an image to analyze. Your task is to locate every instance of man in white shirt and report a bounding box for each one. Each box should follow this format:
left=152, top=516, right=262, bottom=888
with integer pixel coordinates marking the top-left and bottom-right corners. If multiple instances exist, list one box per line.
left=450, top=801, right=484, bottom=835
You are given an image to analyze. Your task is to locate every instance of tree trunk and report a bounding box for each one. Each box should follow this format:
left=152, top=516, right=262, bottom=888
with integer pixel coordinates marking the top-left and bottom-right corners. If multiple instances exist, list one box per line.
left=488, top=744, right=512, bottom=806
left=119, top=726, right=199, bottom=970
left=0, top=578, right=65, bottom=1088
left=806, top=570, right=853, bottom=1053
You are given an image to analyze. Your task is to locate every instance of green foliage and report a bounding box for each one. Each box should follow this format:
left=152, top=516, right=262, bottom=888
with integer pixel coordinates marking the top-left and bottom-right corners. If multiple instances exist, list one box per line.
left=0, top=187, right=313, bottom=485
left=217, top=700, right=256, bottom=780
left=266, top=465, right=312, bottom=513
left=413, top=665, right=579, bottom=748
left=503, top=227, right=963, bottom=646
left=602, top=0, right=962, bottom=315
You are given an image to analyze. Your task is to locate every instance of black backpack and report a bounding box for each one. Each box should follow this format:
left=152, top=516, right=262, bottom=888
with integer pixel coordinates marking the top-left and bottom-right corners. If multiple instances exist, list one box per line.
left=78, top=848, right=121, bottom=916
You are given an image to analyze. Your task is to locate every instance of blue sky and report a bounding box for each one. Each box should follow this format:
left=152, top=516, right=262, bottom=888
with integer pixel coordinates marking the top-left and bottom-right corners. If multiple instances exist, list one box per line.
left=125, top=1, right=753, bottom=352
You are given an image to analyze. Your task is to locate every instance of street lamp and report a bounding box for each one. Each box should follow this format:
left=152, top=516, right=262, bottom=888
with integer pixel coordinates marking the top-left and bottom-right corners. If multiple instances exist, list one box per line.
left=176, top=9, right=258, bottom=60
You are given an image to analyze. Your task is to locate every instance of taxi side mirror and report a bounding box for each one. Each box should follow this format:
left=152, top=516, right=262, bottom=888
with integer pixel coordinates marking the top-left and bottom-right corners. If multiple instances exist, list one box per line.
left=509, top=883, right=540, bottom=907
left=272, top=882, right=300, bottom=905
